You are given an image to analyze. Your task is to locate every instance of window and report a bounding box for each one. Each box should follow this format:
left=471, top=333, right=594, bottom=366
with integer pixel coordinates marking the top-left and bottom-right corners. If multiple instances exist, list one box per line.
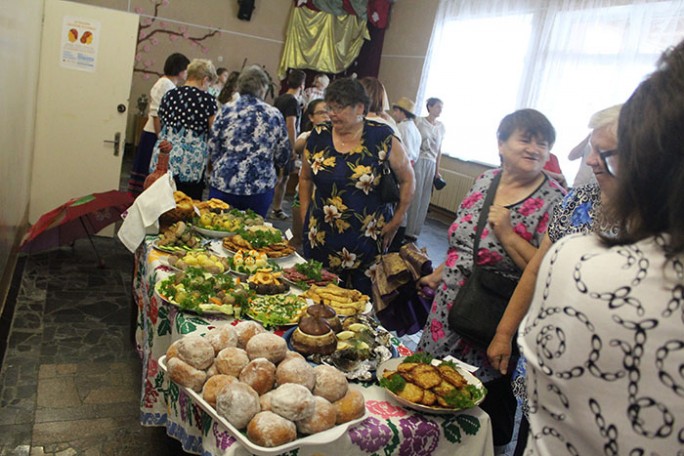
left=418, top=0, right=684, bottom=181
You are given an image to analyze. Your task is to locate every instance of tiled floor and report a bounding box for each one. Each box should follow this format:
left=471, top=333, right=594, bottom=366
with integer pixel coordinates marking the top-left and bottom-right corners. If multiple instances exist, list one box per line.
left=0, top=150, right=451, bottom=455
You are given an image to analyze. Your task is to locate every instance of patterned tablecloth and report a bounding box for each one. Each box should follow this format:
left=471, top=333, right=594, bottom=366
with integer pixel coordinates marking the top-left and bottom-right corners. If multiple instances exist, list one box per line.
left=134, top=236, right=494, bottom=456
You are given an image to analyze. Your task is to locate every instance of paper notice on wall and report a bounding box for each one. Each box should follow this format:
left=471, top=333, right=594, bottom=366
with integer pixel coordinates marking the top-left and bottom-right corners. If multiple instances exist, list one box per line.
left=60, top=16, right=100, bottom=72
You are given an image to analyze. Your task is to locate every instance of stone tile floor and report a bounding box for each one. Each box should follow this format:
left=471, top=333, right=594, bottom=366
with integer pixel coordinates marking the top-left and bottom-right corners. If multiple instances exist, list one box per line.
left=0, top=211, right=450, bottom=455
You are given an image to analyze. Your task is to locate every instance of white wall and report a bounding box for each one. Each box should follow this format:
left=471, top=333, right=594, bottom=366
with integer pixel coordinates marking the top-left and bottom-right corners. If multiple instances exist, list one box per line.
left=0, top=0, right=44, bottom=288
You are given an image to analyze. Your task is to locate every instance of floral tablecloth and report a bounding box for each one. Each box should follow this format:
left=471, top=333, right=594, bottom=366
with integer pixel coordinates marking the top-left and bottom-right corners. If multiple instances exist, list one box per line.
left=134, top=236, right=494, bottom=456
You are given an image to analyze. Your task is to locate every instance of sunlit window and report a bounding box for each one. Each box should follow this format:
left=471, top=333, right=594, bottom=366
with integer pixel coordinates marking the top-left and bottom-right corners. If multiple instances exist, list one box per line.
left=419, top=0, right=684, bottom=181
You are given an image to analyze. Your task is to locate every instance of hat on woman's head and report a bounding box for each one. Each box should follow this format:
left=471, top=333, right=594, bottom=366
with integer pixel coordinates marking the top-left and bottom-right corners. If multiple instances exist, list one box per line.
left=393, top=97, right=416, bottom=118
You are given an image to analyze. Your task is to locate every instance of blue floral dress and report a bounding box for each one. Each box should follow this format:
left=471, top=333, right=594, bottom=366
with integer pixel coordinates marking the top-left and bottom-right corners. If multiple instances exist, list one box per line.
left=416, top=169, right=566, bottom=382
left=150, top=86, right=218, bottom=183
left=303, top=119, right=395, bottom=296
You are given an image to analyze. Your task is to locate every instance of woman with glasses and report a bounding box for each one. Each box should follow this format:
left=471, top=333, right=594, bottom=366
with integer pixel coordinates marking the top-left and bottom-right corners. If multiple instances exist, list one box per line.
left=518, top=39, right=684, bottom=454
left=487, top=104, right=621, bottom=455
left=298, top=78, right=415, bottom=296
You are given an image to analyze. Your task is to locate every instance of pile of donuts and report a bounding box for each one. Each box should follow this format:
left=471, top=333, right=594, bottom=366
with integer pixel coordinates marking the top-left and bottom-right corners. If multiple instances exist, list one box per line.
left=165, top=320, right=366, bottom=448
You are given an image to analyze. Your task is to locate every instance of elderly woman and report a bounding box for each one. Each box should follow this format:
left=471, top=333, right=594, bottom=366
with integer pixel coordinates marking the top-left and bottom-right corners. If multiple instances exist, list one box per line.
left=149, top=58, right=218, bottom=200
left=486, top=104, right=620, bottom=455
left=519, top=40, right=684, bottom=454
left=416, top=109, right=566, bottom=448
left=207, top=65, right=290, bottom=216
left=405, top=97, right=445, bottom=241
left=299, top=78, right=415, bottom=296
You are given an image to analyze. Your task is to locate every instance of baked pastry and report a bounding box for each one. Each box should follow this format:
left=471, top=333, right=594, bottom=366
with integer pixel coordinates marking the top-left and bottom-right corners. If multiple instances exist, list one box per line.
left=259, top=390, right=274, bottom=412
left=245, top=332, right=287, bottom=364
left=202, top=374, right=236, bottom=408
left=313, top=365, right=348, bottom=403
left=216, top=382, right=261, bottom=429
left=239, top=358, right=276, bottom=395
left=206, top=362, right=218, bottom=377
left=270, top=383, right=315, bottom=421
left=167, top=357, right=207, bottom=393
left=215, top=347, right=249, bottom=377
left=275, top=357, right=315, bottom=391
left=296, top=396, right=336, bottom=435
left=291, top=316, right=337, bottom=356
left=333, top=388, right=366, bottom=424
left=205, top=326, right=238, bottom=354
left=176, top=335, right=214, bottom=370
left=234, top=321, right=266, bottom=348
left=282, top=350, right=306, bottom=362
left=166, top=340, right=180, bottom=360
left=247, top=411, right=297, bottom=448
left=306, top=304, right=342, bottom=333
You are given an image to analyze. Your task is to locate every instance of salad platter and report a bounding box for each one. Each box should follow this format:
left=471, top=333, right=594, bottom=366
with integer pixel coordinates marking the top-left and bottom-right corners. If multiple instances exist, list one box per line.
left=222, top=226, right=296, bottom=259
left=243, top=294, right=310, bottom=327
left=155, top=267, right=252, bottom=316
left=281, top=260, right=339, bottom=290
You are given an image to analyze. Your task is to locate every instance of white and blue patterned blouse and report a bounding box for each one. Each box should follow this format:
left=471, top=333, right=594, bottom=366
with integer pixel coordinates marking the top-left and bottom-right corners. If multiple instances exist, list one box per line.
left=208, top=94, right=290, bottom=196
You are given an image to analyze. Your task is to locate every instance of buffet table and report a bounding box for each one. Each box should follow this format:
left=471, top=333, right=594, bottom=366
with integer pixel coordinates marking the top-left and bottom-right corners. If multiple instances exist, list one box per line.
left=133, top=236, right=494, bottom=456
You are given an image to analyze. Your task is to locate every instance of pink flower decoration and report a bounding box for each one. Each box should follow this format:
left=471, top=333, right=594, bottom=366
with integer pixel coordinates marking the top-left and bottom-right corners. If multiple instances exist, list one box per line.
left=519, top=198, right=545, bottom=216
left=143, top=74, right=151, bottom=80
left=169, top=34, right=178, bottom=42
left=431, top=301, right=438, bottom=313
left=150, top=37, right=159, bottom=45
left=135, top=53, right=143, bottom=62
left=397, top=345, right=413, bottom=356
left=430, top=319, right=445, bottom=342
left=139, top=31, right=147, bottom=40
left=159, top=21, right=167, bottom=28
left=461, top=214, right=473, bottom=224
left=481, top=227, right=489, bottom=239
left=448, top=222, right=459, bottom=236
left=537, top=212, right=550, bottom=233
left=461, top=192, right=483, bottom=209
left=146, top=359, right=158, bottom=377
left=441, top=283, right=448, bottom=291
left=134, top=6, right=143, bottom=13
left=162, top=0, right=169, bottom=5
left=514, top=223, right=533, bottom=241
left=367, top=400, right=407, bottom=418
left=445, top=250, right=459, bottom=268
left=476, top=248, right=504, bottom=266
left=143, top=44, right=151, bottom=52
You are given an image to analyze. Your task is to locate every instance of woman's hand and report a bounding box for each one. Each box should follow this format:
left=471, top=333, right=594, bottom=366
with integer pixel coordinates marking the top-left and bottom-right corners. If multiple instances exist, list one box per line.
left=381, top=219, right=401, bottom=251
left=487, top=332, right=514, bottom=375
left=487, top=205, right=513, bottom=237
left=418, top=266, right=442, bottom=290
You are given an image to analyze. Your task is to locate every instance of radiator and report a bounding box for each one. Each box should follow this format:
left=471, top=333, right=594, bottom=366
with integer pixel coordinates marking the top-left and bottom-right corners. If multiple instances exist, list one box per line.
left=429, top=169, right=476, bottom=213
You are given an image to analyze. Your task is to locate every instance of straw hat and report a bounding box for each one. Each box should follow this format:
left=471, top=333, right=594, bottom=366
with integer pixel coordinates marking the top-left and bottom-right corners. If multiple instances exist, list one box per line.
left=392, top=97, right=416, bottom=118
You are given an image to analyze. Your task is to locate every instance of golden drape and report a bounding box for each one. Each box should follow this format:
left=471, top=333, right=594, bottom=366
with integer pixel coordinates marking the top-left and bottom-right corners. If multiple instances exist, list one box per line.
left=278, top=7, right=369, bottom=79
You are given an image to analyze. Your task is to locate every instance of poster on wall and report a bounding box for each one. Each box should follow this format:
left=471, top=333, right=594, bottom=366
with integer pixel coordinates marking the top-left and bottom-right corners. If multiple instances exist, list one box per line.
left=60, top=16, right=100, bottom=72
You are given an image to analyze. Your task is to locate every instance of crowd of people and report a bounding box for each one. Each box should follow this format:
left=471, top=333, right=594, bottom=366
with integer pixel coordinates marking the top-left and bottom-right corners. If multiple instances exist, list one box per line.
left=128, top=37, right=684, bottom=454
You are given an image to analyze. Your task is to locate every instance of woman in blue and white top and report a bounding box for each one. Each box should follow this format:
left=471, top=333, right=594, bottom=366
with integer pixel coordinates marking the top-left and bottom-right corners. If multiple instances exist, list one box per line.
left=207, top=65, right=290, bottom=217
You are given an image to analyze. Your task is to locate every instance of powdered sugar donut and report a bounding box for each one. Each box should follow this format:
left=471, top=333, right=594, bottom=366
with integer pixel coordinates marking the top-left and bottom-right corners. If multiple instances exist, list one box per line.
left=239, top=358, right=276, bottom=395
left=204, top=325, right=238, bottom=354
left=245, top=332, right=287, bottom=364
left=176, top=335, right=214, bottom=370
left=234, top=321, right=266, bottom=348
left=259, top=390, right=274, bottom=412
left=216, top=382, right=260, bottom=429
left=333, top=388, right=365, bottom=424
left=215, top=347, right=249, bottom=377
left=313, top=365, right=348, bottom=402
left=202, top=374, right=236, bottom=408
left=167, top=357, right=206, bottom=392
left=296, top=396, right=336, bottom=435
left=247, top=411, right=296, bottom=447
left=275, top=356, right=315, bottom=390
left=270, top=383, right=315, bottom=421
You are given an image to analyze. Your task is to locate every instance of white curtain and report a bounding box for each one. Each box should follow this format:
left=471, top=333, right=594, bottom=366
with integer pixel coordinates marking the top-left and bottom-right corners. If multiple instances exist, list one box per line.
left=417, top=0, right=684, bottom=181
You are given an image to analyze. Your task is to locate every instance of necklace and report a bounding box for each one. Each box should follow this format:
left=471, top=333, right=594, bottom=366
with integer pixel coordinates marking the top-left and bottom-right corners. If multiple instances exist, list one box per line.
left=336, top=125, right=363, bottom=146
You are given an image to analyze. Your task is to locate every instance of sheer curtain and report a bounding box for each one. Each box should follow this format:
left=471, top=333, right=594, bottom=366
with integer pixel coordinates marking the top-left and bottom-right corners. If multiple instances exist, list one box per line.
left=417, top=0, right=684, bottom=181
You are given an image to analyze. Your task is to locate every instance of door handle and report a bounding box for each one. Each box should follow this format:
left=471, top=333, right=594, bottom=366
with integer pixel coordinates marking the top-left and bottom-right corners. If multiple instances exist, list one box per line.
left=104, top=132, right=121, bottom=156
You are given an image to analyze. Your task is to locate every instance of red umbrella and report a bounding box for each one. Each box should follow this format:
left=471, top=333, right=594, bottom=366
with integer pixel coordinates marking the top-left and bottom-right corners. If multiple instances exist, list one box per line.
left=20, top=190, right=134, bottom=266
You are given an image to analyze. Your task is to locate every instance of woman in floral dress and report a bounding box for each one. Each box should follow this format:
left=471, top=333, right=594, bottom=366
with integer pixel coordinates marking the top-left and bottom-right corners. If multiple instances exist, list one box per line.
left=416, top=109, right=566, bottom=448
left=299, top=78, right=415, bottom=296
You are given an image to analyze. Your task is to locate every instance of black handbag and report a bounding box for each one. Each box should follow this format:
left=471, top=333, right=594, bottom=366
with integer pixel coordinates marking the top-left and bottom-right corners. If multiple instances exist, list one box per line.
left=447, top=172, right=519, bottom=348
left=379, top=160, right=400, bottom=203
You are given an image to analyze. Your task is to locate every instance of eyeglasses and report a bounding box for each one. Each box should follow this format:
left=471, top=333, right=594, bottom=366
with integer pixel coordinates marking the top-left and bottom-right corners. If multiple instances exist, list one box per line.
left=325, top=104, right=347, bottom=114
left=599, top=149, right=618, bottom=176
left=313, top=110, right=329, bottom=116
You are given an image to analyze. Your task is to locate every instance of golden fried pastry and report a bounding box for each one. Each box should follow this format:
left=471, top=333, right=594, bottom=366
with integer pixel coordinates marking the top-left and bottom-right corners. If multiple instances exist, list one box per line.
left=396, top=382, right=424, bottom=404
left=421, top=389, right=437, bottom=406
left=438, top=364, right=467, bottom=388
left=406, top=364, right=442, bottom=390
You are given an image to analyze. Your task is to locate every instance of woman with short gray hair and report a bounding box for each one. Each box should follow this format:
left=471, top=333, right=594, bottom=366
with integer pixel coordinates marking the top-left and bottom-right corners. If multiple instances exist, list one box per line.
left=207, top=65, right=290, bottom=216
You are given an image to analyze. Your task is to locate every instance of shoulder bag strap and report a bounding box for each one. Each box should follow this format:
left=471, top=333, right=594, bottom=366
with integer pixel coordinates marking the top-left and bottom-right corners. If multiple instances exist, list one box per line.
left=471, top=171, right=502, bottom=268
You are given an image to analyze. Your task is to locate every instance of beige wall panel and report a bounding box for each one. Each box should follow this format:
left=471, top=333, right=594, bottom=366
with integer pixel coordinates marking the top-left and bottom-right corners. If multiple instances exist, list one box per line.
left=378, top=56, right=425, bottom=110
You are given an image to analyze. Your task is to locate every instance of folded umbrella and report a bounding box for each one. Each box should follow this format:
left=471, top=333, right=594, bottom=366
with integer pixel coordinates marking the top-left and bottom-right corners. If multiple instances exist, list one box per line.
left=20, top=190, right=134, bottom=266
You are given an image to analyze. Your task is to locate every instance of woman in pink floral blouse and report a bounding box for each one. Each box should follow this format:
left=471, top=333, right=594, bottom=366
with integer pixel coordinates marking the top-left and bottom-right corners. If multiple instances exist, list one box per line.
left=416, top=109, right=566, bottom=449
